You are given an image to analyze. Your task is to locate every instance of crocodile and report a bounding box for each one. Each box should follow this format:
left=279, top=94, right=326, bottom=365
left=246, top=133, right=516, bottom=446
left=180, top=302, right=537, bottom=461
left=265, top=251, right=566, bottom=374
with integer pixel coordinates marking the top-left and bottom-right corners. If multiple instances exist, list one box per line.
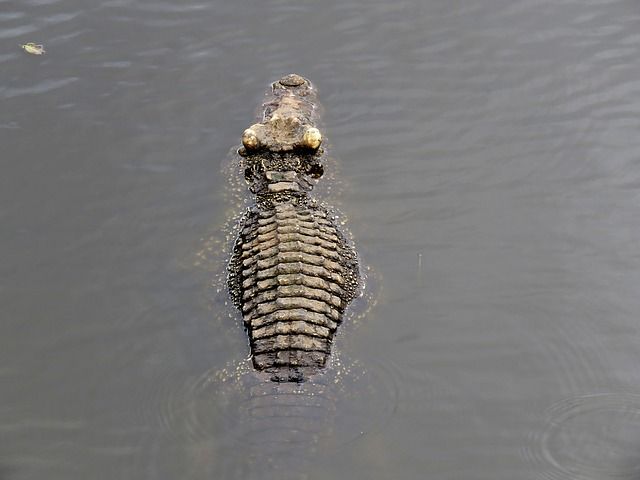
left=227, top=74, right=360, bottom=383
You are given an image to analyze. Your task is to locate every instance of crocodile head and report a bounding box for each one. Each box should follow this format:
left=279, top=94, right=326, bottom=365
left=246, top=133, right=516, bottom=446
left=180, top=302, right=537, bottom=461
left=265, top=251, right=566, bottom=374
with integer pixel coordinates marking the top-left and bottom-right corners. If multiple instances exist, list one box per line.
left=240, top=74, right=323, bottom=154
left=238, top=74, right=325, bottom=203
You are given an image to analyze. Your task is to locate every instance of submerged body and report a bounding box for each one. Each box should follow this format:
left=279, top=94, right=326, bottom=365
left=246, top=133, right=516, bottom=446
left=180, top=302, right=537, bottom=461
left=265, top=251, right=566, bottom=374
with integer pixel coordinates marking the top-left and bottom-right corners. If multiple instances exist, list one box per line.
left=228, top=74, right=360, bottom=382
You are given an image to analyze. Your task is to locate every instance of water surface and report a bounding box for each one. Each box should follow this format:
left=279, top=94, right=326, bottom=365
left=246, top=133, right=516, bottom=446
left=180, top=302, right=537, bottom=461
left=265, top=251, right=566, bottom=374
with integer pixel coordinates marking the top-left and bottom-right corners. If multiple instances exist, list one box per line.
left=2, top=0, right=640, bottom=478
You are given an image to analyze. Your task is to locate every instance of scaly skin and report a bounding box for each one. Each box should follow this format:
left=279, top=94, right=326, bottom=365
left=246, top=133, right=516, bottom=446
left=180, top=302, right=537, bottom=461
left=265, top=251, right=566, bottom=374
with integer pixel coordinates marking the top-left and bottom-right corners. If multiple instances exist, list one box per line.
left=228, top=74, right=360, bottom=382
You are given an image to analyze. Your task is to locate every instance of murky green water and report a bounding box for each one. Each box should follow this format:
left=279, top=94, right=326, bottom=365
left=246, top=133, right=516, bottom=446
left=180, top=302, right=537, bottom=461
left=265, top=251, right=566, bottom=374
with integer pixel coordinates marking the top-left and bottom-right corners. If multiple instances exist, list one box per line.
left=2, top=0, right=640, bottom=478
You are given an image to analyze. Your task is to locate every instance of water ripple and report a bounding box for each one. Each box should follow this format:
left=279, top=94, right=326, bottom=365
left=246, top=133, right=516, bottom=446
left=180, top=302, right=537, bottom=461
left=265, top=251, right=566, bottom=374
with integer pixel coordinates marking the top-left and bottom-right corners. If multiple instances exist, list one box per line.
left=525, top=393, right=640, bottom=479
left=0, top=24, right=38, bottom=39
left=142, top=353, right=398, bottom=445
left=0, top=77, right=79, bottom=99
left=0, top=11, right=25, bottom=21
left=98, top=0, right=213, bottom=28
left=41, top=12, right=80, bottom=24
left=25, top=0, right=62, bottom=5
left=128, top=354, right=398, bottom=478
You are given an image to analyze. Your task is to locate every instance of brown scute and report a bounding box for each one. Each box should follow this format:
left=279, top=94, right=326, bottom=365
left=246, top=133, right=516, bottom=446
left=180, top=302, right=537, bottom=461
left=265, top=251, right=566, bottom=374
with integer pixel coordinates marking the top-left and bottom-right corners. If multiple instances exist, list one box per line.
left=253, top=350, right=329, bottom=383
left=241, top=241, right=340, bottom=268
left=250, top=297, right=340, bottom=321
left=256, top=222, right=278, bottom=235
left=256, top=273, right=347, bottom=297
left=247, top=309, right=338, bottom=331
left=249, top=251, right=340, bottom=271
left=275, top=224, right=340, bottom=243
left=251, top=320, right=331, bottom=340
left=253, top=263, right=344, bottom=285
left=253, top=350, right=328, bottom=369
left=242, top=285, right=343, bottom=311
left=252, top=334, right=331, bottom=354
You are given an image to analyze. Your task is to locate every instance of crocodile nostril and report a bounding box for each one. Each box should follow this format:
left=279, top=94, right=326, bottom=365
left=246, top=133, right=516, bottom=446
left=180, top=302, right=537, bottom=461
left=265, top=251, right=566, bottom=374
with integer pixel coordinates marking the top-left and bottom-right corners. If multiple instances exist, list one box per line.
left=279, top=74, right=306, bottom=87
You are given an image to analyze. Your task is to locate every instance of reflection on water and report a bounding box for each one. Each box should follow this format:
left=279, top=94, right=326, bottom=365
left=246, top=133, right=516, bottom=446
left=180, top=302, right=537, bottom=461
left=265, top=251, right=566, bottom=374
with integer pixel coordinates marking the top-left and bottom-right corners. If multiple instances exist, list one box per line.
left=2, top=0, right=640, bottom=478
left=146, top=355, right=397, bottom=480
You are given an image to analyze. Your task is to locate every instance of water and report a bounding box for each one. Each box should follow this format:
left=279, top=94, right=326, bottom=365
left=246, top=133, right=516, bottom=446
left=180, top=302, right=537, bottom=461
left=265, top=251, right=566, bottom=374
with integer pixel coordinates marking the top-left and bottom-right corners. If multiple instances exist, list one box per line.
left=2, top=0, right=640, bottom=478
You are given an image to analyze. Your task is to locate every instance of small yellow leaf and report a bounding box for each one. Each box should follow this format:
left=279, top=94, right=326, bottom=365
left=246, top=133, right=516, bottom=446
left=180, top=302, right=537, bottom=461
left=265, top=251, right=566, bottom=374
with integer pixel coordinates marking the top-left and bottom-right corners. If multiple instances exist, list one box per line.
left=21, top=43, right=46, bottom=55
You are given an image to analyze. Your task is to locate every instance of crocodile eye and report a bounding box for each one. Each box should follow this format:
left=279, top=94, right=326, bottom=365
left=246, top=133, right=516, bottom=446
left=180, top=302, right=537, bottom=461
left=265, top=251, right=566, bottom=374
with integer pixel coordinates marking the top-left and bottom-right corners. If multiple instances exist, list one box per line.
left=301, top=127, right=322, bottom=150
left=242, top=128, right=260, bottom=150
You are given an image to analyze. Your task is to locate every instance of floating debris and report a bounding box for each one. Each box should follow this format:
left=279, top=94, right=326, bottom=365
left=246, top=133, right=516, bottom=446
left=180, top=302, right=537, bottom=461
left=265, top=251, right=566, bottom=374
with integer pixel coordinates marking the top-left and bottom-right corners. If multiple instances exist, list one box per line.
left=20, top=43, right=46, bottom=55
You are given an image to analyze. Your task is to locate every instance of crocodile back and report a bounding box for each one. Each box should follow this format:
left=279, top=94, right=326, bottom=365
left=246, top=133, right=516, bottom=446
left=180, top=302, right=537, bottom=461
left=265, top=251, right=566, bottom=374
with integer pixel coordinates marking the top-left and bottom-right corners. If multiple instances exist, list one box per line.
left=228, top=202, right=359, bottom=382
